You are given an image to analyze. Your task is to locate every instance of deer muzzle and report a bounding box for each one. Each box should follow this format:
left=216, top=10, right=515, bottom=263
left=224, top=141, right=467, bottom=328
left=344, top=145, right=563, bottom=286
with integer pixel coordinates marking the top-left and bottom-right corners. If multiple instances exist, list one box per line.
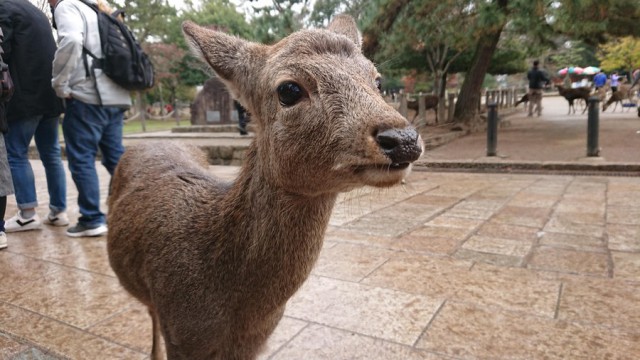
left=375, top=128, right=423, bottom=166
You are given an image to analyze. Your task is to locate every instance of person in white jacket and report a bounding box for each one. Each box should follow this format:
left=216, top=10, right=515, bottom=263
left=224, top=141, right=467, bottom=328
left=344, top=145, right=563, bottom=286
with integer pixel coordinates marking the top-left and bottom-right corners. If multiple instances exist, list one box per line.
left=49, top=0, right=131, bottom=237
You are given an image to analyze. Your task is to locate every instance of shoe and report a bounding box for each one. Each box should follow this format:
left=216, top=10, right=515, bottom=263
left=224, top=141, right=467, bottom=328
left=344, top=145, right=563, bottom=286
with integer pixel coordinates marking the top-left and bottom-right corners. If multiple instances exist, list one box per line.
left=238, top=125, right=248, bottom=135
left=0, top=232, right=6, bottom=250
left=44, top=211, right=70, bottom=227
left=66, top=223, right=108, bottom=238
left=5, top=213, right=42, bottom=233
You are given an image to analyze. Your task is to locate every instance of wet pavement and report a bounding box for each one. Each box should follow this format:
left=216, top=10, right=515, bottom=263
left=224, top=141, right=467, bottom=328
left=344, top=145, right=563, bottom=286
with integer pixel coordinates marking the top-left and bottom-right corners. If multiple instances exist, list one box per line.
left=1, top=95, right=639, bottom=359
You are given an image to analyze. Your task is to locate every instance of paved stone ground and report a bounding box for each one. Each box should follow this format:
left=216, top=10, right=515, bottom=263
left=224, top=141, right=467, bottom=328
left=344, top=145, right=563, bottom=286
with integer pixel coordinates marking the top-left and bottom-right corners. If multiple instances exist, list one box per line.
left=1, top=94, right=639, bottom=358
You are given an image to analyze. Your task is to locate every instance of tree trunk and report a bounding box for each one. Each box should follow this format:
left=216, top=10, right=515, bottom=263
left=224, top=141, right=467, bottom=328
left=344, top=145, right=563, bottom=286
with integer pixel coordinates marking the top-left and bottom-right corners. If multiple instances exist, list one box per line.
left=438, top=71, right=447, bottom=123
left=453, top=0, right=508, bottom=129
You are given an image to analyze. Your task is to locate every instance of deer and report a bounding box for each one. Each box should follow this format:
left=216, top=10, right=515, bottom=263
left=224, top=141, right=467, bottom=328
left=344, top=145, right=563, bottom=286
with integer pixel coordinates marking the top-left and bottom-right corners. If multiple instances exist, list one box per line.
left=106, top=15, right=423, bottom=360
left=602, top=83, right=638, bottom=112
left=514, top=93, right=529, bottom=110
left=407, top=94, right=438, bottom=123
left=556, top=84, right=591, bottom=114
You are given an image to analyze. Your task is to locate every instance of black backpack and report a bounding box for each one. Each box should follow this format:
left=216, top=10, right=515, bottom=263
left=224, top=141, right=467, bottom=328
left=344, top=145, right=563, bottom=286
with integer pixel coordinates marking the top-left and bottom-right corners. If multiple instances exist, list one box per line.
left=76, top=0, right=155, bottom=91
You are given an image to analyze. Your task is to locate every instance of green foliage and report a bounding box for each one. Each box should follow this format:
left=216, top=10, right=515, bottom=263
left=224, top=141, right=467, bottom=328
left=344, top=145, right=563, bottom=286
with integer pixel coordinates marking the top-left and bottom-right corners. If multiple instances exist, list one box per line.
left=598, top=36, right=640, bottom=72
left=249, top=0, right=311, bottom=44
left=548, top=40, right=600, bottom=68
left=551, top=0, right=640, bottom=44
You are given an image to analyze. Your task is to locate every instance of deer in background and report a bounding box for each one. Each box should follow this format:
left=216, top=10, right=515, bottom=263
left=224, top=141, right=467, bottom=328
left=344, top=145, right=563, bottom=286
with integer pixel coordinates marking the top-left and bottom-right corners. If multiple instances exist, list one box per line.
left=107, top=15, right=423, bottom=360
left=602, top=83, right=639, bottom=112
left=556, top=84, right=591, bottom=114
left=514, top=93, right=529, bottom=110
left=407, top=94, right=438, bottom=123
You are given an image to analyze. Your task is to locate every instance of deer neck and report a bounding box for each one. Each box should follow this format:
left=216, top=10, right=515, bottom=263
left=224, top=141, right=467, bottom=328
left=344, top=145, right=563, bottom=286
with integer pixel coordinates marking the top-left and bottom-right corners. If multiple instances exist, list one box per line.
left=221, top=143, right=337, bottom=292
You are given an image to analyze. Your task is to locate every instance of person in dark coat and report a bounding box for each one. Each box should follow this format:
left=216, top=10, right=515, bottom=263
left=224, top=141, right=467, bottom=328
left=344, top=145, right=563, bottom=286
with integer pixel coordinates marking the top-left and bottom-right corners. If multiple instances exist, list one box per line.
left=0, top=26, right=14, bottom=249
left=526, top=60, right=550, bottom=117
left=0, top=0, right=68, bottom=233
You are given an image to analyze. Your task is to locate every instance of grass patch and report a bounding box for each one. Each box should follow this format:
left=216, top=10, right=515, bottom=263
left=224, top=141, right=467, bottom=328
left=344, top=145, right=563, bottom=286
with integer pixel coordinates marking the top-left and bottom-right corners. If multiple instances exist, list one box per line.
left=123, top=119, right=189, bottom=135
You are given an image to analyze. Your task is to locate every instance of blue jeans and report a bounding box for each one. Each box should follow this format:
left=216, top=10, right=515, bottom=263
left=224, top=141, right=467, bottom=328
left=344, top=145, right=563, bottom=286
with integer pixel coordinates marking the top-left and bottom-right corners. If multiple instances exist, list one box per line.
left=62, top=99, right=125, bottom=227
left=4, top=115, right=66, bottom=213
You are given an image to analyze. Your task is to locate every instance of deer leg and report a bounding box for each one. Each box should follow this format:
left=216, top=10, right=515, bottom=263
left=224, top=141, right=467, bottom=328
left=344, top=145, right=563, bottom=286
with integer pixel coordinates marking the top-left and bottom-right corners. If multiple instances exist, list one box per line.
left=150, top=308, right=164, bottom=360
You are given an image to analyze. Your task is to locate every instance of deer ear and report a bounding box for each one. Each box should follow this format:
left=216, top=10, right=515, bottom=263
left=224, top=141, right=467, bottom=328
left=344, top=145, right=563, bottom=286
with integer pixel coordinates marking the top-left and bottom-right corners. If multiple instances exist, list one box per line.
left=182, top=21, right=255, bottom=98
left=327, top=14, right=362, bottom=49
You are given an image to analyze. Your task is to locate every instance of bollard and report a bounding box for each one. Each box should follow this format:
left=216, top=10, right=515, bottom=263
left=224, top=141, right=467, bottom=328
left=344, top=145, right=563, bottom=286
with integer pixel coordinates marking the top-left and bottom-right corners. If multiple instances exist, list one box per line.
left=486, top=101, right=498, bottom=156
left=587, top=96, right=600, bottom=157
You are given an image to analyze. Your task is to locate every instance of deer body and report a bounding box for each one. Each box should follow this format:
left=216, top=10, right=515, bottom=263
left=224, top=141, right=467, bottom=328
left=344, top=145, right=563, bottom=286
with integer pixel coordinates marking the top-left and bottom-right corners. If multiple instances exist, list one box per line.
left=107, top=15, right=423, bottom=360
left=556, top=85, right=590, bottom=114
left=407, top=94, right=438, bottom=122
left=602, top=83, right=638, bottom=112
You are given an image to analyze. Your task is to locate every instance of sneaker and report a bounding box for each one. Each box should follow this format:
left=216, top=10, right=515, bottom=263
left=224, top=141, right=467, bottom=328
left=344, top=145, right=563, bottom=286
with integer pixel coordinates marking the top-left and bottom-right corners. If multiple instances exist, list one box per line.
left=44, top=211, right=70, bottom=227
left=66, top=223, right=108, bottom=238
left=5, top=213, right=42, bottom=233
left=0, top=232, right=6, bottom=249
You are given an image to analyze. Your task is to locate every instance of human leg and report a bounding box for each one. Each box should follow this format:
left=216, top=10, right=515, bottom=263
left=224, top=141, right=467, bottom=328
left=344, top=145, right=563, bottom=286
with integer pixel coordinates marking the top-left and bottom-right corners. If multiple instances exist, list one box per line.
left=62, top=99, right=106, bottom=230
left=527, top=89, right=535, bottom=116
left=0, top=196, right=6, bottom=249
left=0, top=134, right=13, bottom=247
left=533, top=89, right=543, bottom=116
left=34, top=115, right=67, bottom=215
left=4, top=117, right=43, bottom=232
left=4, top=116, right=39, bottom=211
left=98, top=107, right=125, bottom=176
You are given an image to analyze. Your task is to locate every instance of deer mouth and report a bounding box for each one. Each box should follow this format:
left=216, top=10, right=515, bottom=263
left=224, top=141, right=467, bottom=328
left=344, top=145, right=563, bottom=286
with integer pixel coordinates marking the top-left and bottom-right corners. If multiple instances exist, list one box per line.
left=353, top=162, right=412, bottom=172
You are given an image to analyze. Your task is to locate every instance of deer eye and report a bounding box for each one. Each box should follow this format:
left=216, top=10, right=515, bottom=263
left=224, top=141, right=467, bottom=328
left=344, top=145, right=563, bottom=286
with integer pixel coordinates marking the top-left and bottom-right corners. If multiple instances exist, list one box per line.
left=277, top=82, right=305, bottom=107
left=375, top=78, right=382, bottom=92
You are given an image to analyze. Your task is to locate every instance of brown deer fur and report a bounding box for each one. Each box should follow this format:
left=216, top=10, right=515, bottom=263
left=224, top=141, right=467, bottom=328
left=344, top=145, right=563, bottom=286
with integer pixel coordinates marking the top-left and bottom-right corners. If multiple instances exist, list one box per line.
left=407, top=94, right=438, bottom=122
left=602, top=83, right=638, bottom=112
left=556, top=85, right=591, bottom=114
left=107, top=15, right=423, bottom=360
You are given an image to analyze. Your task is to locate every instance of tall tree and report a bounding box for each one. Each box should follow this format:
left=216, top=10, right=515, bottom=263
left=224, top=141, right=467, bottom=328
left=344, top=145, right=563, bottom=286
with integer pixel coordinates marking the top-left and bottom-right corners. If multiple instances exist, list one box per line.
left=598, top=36, right=640, bottom=74
left=375, top=0, right=483, bottom=120
left=249, top=0, right=312, bottom=43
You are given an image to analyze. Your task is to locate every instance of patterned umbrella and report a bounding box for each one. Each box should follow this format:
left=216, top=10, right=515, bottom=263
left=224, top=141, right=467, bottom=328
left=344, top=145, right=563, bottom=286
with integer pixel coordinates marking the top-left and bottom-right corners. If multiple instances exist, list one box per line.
left=570, top=67, right=584, bottom=75
left=582, top=66, right=600, bottom=75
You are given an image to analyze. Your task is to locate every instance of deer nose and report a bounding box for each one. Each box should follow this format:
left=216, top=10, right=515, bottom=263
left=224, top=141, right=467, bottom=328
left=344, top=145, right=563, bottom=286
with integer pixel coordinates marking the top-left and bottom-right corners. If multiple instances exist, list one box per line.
left=375, top=128, right=423, bottom=164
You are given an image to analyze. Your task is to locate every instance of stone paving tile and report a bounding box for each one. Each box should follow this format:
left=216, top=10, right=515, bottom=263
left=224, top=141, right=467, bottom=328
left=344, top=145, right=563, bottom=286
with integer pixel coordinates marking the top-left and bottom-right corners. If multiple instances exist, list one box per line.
left=461, top=235, right=533, bottom=258
left=607, top=206, right=640, bottom=225
left=607, top=224, right=640, bottom=252
left=476, top=221, right=541, bottom=241
left=340, top=212, right=420, bottom=237
left=538, top=231, right=606, bottom=252
left=0, top=334, right=29, bottom=359
left=363, top=255, right=560, bottom=318
left=312, top=243, right=398, bottom=282
left=258, top=317, right=309, bottom=360
left=0, top=253, right=63, bottom=297
left=416, top=301, right=640, bottom=359
left=6, top=227, right=115, bottom=277
left=393, top=233, right=463, bottom=255
left=490, top=205, right=551, bottom=227
left=528, top=246, right=610, bottom=277
left=453, top=248, right=524, bottom=267
left=555, top=198, right=605, bottom=214
left=443, top=203, right=496, bottom=220
left=506, top=193, right=560, bottom=208
left=0, top=302, right=145, bottom=359
left=86, top=302, right=152, bottom=354
left=543, top=216, right=605, bottom=237
left=269, top=324, right=443, bottom=360
left=0, top=268, right=132, bottom=330
left=558, top=277, right=640, bottom=333
left=285, top=276, right=441, bottom=345
left=424, top=215, right=484, bottom=230
left=611, top=251, right=640, bottom=282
